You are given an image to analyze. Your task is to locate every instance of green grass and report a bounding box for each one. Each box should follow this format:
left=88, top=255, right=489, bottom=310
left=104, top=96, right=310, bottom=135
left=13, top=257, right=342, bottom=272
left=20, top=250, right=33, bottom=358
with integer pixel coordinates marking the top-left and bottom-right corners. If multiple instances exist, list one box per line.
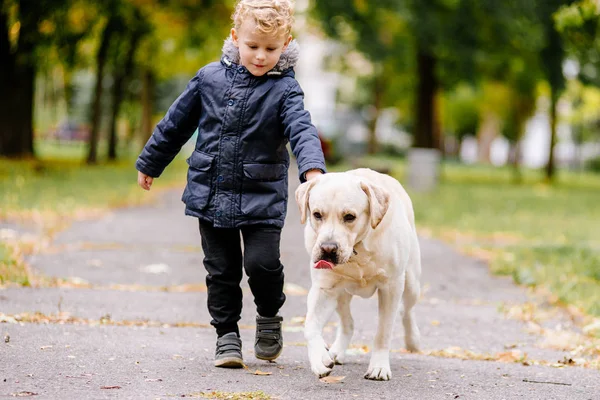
left=337, top=157, right=600, bottom=317
left=415, top=163, right=600, bottom=316
left=0, top=141, right=190, bottom=285
left=0, top=142, right=189, bottom=220
left=0, top=242, right=30, bottom=286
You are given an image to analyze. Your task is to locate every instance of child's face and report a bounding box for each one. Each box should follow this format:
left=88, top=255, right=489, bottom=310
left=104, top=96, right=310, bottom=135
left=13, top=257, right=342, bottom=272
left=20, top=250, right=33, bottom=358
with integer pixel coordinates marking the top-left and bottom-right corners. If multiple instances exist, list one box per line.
left=231, top=19, right=292, bottom=77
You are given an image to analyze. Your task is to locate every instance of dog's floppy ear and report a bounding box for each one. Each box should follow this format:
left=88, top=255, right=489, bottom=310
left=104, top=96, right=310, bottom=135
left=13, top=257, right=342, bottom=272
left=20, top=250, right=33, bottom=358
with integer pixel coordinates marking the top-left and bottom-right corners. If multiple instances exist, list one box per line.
left=295, top=178, right=318, bottom=224
left=360, top=181, right=390, bottom=229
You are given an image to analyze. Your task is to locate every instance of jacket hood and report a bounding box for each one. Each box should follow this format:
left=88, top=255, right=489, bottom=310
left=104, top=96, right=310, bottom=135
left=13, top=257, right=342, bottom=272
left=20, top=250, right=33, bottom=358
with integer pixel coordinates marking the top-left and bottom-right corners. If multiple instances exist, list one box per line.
left=221, top=36, right=299, bottom=76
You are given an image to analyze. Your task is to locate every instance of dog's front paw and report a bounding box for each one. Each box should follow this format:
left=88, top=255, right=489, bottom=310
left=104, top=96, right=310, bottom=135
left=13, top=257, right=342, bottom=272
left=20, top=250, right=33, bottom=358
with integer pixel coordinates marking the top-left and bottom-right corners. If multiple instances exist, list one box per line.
left=364, top=364, right=392, bottom=381
left=309, top=345, right=334, bottom=377
left=328, top=345, right=346, bottom=365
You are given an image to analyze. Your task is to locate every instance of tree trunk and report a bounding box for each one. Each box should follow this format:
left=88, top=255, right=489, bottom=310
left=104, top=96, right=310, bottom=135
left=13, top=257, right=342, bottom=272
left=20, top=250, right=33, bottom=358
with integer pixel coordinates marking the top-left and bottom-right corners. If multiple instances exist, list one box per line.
left=140, top=68, right=155, bottom=145
left=476, top=111, right=500, bottom=163
left=510, top=141, right=522, bottom=184
left=108, top=31, right=141, bottom=161
left=435, top=90, right=445, bottom=153
left=87, top=18, right=116, bottom=164
left=545, top=90, right=558, bottom=181
left=0, top=7, right=14, bottom=156
left=0, top=5, right=36, bottom=158
left=413, top=50, right=439, bottom=149
left=62, top=66, right=75, bottom=117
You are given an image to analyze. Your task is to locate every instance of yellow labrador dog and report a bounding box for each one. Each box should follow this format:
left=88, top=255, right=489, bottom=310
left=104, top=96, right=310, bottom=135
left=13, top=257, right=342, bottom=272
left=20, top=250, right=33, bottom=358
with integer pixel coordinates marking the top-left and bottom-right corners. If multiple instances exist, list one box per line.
left=295, top=168, right=421, bottom=381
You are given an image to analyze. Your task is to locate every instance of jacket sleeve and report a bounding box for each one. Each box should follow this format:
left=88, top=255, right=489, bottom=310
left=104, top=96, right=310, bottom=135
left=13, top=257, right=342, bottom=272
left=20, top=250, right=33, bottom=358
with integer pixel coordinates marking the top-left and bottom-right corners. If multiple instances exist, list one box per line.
left=135, top=70, right=203, bottom=178
left=280, top=80, right=327, bottom=183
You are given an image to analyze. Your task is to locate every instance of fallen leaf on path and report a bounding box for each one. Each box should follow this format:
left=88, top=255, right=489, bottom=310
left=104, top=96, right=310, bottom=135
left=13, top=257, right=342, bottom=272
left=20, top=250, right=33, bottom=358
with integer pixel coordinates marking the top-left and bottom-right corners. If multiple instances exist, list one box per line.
left=430, top=320, right=441, bottom=326
left=496, top=350, right=523, bottom=363
left=252, top=370, right=272, bottom=376
left=0, top=314, right=18, bottom=324
left=320, top=376, right=345, bottom=384
left=558, top=357, right=576, bottom=366
left=10, top=391, right=38, bottom=397
left=346, top=344, right=370, bottom=355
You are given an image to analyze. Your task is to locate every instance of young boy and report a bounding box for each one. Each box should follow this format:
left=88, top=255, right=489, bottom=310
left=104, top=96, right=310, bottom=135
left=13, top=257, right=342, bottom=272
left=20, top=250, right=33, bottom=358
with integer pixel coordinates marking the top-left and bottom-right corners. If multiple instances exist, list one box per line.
left=136, top=0, right=326, bottom=368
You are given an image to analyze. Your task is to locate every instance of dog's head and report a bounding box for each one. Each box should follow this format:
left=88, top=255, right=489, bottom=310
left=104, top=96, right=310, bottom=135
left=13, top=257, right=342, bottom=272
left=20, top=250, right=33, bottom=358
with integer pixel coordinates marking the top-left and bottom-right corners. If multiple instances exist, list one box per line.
left=295, top=173, right=390, bottom=267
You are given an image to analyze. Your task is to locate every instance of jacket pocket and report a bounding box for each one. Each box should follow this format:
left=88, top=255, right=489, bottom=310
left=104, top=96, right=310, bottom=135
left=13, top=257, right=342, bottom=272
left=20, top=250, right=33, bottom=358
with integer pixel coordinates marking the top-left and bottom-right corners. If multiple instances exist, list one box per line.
left=182, top=150, right=214, bottom=211
left=241, top=163, right=288, bottom=219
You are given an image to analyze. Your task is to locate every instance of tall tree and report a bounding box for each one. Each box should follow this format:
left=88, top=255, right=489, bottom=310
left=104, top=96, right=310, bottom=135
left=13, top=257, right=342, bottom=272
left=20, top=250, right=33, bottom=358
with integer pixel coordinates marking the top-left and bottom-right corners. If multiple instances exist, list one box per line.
left=107, top=5, right=149, bottom=161
left=0, top=0, right=60, bottom=157
left=0, top=0, right=92, bottom=158
left=0, top=0, right=36, bottom=158
left=87, top=0, right=121, bottom=164
left=540, top=0, right=574, bottom=182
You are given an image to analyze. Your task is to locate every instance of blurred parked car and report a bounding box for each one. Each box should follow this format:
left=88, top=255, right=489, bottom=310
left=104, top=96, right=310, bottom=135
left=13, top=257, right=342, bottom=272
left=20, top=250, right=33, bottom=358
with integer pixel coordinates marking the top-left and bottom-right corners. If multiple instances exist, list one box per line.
left=52, top=121, right=90, bottom=142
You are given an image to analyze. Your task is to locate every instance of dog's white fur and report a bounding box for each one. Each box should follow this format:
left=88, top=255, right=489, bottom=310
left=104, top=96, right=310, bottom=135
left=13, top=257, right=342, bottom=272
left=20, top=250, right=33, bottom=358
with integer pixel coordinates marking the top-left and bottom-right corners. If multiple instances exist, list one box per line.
left=295, top=168, right=421, bottom=381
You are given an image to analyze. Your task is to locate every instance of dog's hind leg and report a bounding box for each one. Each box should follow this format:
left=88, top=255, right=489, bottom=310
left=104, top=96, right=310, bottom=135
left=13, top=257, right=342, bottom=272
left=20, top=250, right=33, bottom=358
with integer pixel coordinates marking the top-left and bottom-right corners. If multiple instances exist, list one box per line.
left=402, top=252, right=421, bottom=352
left=329, top=291, right=354, bottom=365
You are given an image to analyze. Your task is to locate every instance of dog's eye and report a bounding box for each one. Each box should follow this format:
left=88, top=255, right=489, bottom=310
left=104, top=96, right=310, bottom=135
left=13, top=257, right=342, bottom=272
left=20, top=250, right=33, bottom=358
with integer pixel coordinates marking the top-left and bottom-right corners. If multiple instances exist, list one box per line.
left=313, top=212, right=322, bottom=220
left=343, top=214, right=356, bottom=222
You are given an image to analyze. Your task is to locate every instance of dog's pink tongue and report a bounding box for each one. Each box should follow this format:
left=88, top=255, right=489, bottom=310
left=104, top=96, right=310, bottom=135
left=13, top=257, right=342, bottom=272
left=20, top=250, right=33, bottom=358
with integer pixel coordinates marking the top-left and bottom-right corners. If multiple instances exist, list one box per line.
left=314, top=260, right=334, bottom=270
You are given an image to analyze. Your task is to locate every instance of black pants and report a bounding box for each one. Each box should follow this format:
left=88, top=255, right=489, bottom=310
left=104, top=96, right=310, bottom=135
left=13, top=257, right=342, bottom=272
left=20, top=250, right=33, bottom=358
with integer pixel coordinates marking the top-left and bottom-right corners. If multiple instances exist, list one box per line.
left=199, top=220, right=286, bottom=337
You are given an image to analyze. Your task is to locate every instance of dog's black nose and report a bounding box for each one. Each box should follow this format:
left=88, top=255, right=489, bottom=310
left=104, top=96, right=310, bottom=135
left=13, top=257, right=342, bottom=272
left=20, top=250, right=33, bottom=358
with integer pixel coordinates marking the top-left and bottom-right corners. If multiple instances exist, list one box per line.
left=320, top=242, right=338, bottom=255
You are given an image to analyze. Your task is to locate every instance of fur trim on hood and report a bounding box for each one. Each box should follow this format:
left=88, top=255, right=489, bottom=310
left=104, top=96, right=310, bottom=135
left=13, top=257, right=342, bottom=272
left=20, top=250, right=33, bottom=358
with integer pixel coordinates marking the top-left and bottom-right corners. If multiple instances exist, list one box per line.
left=221, top=36, right=299, bottom=75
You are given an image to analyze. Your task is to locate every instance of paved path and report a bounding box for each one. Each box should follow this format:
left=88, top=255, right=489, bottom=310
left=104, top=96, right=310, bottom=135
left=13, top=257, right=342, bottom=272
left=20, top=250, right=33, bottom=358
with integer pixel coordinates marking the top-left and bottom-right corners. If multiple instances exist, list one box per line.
left=1, top=180, right=599, bottom=399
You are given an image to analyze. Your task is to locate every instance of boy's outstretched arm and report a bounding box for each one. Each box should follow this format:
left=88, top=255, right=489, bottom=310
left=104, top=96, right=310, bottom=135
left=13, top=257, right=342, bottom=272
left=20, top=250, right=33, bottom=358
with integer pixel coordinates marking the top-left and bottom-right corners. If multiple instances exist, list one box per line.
left=136, top=70, right=204, bottom=180
left=280, top=80, right=327, bottom=182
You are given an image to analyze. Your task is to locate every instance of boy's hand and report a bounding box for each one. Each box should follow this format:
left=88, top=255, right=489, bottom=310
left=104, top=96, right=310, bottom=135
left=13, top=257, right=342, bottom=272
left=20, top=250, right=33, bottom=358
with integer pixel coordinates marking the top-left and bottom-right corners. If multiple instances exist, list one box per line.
left=138, top=171, right=154, bottom=191
left=305, top=169, right=323, bottom=181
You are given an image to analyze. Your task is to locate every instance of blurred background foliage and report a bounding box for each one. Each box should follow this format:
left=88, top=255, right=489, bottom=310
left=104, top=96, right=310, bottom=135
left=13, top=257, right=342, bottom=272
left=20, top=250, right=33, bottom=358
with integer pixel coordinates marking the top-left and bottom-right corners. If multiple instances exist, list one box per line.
left=1, top=0, right=600, bottom=176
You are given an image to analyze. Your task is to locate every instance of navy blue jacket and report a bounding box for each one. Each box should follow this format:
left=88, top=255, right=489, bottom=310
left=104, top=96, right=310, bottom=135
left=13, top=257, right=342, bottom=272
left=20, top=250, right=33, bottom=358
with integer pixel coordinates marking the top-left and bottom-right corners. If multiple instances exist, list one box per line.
left=136, top=38, right=326, bottom=228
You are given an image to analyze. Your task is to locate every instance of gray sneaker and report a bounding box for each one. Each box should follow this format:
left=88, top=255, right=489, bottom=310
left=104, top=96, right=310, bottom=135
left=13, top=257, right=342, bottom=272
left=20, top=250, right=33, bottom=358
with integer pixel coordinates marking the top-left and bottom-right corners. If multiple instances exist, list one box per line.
left=255, top=315, right=283, bottom=361
left=214, top=332, right=244, bottom=368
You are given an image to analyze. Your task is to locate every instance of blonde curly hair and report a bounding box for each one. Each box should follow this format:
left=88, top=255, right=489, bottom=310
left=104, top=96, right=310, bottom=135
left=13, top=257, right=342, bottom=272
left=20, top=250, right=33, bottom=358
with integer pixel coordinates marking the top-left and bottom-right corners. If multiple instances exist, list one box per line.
left=232, top=0, right=295, bottom=37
